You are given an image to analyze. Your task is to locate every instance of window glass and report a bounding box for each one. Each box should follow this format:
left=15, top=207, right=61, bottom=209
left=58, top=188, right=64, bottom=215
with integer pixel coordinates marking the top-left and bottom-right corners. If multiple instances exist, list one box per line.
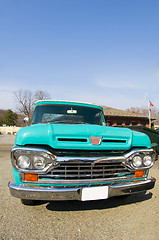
left=32, top=104, right=104, bottom=126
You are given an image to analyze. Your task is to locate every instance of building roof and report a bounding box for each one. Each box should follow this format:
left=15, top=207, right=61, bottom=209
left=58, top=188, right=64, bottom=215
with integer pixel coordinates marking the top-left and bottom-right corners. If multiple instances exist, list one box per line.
left=102, top=105, right=148, bottom=119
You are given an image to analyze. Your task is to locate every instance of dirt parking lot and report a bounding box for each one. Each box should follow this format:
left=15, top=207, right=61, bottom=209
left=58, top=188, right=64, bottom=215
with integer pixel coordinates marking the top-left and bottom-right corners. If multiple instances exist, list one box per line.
left=0, top=135, right=159, bottom=240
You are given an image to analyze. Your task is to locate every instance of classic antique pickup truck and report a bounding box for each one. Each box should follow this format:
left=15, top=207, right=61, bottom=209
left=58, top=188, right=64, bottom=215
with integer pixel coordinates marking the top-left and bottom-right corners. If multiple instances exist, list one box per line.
left=9, top=100, right=156, bottom=204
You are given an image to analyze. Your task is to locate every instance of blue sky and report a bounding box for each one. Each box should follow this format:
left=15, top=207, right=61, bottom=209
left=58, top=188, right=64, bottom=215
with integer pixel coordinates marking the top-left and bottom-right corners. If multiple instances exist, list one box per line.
left=0, top=0, right=159, bottom=111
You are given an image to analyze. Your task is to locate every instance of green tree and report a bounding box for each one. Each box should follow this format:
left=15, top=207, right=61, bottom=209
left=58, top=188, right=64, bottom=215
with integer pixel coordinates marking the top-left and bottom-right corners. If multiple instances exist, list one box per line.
left=3, top=109, right=18, bottom=126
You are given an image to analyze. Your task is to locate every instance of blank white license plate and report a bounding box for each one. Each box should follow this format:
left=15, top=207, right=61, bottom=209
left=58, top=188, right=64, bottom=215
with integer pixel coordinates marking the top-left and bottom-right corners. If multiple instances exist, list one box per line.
left=81, top=186, right=108, bottom=201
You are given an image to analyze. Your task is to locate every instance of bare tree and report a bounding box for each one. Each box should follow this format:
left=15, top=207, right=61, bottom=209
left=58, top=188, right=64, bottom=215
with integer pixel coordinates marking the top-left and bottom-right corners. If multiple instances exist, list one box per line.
left=34, top=90, right=51, bottom=102
left=14, top=89, right=50, bottom=124
left=126, top=106, right=159, bottom=124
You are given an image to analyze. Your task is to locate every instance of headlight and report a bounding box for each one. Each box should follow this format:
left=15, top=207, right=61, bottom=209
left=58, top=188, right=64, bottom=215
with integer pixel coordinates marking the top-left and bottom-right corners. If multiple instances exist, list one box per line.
left=33, top=155, right=46, bottom=170
left=11, top=147, right=56, bottom=172
left=143, top=155, right=152, bottom=167
left=132, top=155, right=142, bottom=168
left=17, top=155, right=30, bottom=169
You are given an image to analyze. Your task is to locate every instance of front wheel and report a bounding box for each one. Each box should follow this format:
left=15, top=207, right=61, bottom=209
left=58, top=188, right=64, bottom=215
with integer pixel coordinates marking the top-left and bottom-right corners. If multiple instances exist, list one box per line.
left=21, top=199, right=37, bottom=205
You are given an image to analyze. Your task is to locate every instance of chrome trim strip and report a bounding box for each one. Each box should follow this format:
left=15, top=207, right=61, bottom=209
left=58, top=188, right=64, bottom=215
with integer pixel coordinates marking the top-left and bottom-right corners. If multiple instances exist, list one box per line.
left=20, top=175, right=136, bottom=185
left=55, top=155, right=126, bottom=163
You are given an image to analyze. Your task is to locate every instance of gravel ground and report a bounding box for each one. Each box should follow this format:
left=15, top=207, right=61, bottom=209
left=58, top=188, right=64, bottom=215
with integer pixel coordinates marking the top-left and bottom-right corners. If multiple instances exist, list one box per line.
left=0, top=135, right=159, bottom=240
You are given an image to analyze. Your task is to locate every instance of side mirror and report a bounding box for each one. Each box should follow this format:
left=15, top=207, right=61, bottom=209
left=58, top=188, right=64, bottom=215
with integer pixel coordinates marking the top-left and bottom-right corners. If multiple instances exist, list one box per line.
left=24, top=117, right=29, bottom=126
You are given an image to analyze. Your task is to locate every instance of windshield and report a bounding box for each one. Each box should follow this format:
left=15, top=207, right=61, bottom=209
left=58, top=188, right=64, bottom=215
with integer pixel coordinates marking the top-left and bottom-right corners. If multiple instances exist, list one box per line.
left=32, top=104, right=104, bottom=125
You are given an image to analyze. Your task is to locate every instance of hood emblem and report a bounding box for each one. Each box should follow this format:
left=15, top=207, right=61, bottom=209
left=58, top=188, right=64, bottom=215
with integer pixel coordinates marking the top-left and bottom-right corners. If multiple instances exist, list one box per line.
left=90, top=136, right=102, bottom=145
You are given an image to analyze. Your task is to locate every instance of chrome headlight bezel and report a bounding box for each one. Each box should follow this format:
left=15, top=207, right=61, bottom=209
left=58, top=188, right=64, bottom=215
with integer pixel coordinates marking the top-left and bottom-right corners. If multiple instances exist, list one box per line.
left=124, top=149, right=156, bottom=170
left=11, top=147, right=56, bottom=173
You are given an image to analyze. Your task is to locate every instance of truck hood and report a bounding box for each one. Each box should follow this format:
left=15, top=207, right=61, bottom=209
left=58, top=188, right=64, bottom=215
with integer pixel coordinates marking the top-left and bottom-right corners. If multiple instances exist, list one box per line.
left=15, top=123, right=151, bottom=150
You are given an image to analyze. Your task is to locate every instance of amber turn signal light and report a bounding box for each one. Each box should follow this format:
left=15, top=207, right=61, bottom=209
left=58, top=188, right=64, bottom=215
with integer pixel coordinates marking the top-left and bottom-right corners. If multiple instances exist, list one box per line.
left=135, top=170, right=144, bottom=178
left=24, top=173, right=38, bottom=182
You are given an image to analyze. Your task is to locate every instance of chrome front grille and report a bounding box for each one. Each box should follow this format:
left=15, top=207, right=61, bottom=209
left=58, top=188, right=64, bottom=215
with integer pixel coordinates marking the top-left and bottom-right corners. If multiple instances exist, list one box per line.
left=39, top=161, right=132, bottom=181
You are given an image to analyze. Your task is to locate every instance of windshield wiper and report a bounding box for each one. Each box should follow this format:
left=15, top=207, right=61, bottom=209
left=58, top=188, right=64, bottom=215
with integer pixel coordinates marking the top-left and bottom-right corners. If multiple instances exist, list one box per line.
left=51, top=120, right=79, bottom=124
left=77, top=121, right=91, bottom=124
left=48, top=120, right=68, bottom=124
left=49, top=120, right=91, bottom=124
left=52, top=121, right=98, bottom=125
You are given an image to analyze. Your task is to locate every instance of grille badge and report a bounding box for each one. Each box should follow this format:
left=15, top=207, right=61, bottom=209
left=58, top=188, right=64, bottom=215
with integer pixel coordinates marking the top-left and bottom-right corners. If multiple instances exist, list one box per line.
left=89, top=136, right=102, bottom=145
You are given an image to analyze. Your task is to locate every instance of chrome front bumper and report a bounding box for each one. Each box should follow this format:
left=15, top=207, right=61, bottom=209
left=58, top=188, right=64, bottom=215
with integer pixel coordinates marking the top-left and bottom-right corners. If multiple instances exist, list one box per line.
left=9, top=177, right=156, bottom=201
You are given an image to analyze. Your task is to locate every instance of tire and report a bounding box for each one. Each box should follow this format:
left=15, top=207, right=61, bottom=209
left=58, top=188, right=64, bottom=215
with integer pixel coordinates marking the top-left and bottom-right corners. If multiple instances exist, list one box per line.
left=117, top=194, right=130, bottom=199
left=21, top=199, right=37, bottom=205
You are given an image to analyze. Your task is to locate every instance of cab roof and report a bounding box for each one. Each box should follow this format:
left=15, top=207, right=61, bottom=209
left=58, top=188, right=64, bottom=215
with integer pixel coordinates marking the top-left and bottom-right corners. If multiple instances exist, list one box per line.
left=35, top=100, right=103, bottom=111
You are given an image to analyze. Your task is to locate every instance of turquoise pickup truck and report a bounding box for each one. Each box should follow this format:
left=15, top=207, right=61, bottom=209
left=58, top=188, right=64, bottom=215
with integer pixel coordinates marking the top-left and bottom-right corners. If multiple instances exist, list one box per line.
left=9, top=100, right=156, bottom=204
